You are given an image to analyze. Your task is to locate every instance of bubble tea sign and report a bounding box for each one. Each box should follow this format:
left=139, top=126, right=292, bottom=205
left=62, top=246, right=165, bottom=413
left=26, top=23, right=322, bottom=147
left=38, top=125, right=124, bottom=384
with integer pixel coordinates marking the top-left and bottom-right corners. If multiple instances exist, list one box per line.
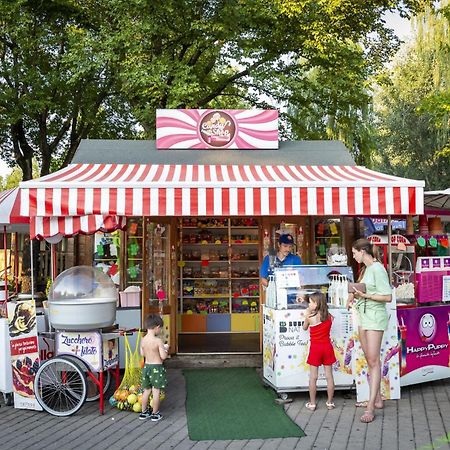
left=156, top=109, right=279, bottom=149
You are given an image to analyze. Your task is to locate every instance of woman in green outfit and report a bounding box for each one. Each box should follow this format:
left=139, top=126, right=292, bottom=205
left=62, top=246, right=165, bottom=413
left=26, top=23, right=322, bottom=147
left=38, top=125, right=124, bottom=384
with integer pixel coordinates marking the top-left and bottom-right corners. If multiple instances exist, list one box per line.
left=347, top=238, right=392, bottom=424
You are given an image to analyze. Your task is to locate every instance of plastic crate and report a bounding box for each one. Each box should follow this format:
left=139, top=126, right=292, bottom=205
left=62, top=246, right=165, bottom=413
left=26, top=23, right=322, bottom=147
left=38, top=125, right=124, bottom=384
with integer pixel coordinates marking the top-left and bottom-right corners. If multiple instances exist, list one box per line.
left=119, top=291, right=141, bottom=307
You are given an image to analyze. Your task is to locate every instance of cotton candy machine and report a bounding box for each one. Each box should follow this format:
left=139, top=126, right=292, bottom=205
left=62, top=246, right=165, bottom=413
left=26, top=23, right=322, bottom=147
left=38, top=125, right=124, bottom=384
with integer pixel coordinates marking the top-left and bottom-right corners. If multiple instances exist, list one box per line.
left=47, top=265, right=117, bottom=330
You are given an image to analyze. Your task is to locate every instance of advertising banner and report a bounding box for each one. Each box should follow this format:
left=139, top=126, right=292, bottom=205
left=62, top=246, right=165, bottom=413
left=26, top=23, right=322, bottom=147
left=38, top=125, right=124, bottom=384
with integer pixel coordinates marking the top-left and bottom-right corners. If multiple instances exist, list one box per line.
left=156, top=109, right=278, bottom=149
left=56, top=331, right=103, bottom=372
left=352, top=306, right=401, bottom=402
left=7, top=300, right=42, bottom=410
left=102, top=336, right=119, bottom=370
left=397, top=305, right=450, bottom=386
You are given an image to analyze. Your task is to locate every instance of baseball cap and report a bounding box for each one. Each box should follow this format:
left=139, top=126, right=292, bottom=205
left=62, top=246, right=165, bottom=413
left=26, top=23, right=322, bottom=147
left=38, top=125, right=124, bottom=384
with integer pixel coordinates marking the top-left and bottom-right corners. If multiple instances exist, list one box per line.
left=278, top=233, right=294, bottom=245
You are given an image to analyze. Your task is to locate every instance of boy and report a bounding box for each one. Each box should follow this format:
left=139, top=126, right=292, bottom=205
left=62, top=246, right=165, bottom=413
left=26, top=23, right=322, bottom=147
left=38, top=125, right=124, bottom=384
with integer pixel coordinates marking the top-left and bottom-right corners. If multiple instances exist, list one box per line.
left=139, top=314, right=169, bottom=421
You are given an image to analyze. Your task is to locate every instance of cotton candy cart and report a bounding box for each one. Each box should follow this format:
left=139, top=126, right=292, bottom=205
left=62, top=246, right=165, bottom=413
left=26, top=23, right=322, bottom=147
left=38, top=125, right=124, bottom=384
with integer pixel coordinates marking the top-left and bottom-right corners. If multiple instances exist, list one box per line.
left=33, top=329, right=121, bottom=416
left=32, top=266, right=122, bottom=416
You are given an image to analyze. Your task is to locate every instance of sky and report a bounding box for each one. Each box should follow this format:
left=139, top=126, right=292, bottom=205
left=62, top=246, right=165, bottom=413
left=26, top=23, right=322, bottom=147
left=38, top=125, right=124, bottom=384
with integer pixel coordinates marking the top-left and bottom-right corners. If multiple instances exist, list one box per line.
left=0, top=11, right=413, bottom=181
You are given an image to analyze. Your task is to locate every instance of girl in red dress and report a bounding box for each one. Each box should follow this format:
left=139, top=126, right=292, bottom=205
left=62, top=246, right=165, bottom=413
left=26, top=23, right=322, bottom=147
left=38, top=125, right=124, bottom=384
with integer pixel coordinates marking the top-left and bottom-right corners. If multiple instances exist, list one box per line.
left=303, top=291, right=336, bottom=411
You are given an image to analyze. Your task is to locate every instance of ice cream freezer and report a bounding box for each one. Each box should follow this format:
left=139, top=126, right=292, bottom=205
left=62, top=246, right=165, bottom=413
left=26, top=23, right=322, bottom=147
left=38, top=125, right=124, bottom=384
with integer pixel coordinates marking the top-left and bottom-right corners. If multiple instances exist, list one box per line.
left=262, top=305, right=354, bottom=395
left=263, top=265, right=401, bottom=402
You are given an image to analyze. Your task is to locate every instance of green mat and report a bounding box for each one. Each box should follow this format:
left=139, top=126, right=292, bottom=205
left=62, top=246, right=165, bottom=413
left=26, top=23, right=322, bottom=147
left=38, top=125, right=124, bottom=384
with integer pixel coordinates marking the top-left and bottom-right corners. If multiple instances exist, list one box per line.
left=183, top=368, right=305, bottom=441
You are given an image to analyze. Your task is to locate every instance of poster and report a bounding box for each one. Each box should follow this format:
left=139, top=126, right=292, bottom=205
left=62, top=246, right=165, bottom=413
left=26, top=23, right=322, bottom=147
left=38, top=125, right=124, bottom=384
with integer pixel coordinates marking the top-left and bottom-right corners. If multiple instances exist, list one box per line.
left=102, top=336, right=119, bottom=370
left=7, top=300, right=42, bottom=410
left=352, top=306, right=401, bottom=402
left=397, top=305, right=450, bottom=386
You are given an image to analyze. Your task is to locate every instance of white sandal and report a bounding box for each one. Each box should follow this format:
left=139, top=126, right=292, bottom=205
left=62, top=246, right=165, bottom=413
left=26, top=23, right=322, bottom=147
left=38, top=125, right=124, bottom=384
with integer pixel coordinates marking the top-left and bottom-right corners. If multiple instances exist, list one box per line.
left=305, top=402, right=316, bottom=411
left=326, top=401, right=335, bottom=410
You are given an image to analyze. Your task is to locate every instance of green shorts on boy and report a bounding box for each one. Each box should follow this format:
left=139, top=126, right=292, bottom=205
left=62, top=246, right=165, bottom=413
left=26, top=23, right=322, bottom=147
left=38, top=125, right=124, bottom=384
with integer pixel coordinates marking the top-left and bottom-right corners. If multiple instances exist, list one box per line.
left=142, top=364, right=167, bottom=390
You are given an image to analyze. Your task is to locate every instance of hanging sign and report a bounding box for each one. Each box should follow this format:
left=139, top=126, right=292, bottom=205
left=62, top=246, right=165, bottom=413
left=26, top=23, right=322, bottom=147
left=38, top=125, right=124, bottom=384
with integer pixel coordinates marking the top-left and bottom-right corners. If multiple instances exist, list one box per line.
left=156, top=109, right=278, bottom=149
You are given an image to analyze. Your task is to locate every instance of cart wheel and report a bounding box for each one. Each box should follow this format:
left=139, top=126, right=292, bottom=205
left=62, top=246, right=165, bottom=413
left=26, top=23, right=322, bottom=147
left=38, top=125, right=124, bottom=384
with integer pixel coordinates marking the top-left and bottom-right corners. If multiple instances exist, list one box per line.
left=279, top=392, right=289, bottom=401
left=34, top=357, right=87, bottom=416
left=3, top=392, right=13, bottom=406
left=58, top=355, right=111, bottom=402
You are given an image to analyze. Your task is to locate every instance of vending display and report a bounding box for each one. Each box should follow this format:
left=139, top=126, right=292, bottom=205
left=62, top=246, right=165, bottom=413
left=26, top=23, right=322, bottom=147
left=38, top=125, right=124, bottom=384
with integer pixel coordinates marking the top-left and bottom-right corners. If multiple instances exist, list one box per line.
left=263, top=265, right=355, bottom=393
left=415, top=256, right=450, bottom=303
left=263, top=265, right=400, bottom=400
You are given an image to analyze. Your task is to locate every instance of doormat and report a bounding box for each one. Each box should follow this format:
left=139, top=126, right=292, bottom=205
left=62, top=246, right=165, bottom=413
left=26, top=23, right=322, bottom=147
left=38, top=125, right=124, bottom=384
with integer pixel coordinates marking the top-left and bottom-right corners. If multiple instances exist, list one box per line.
left=183, top=367, right=305, bottom=441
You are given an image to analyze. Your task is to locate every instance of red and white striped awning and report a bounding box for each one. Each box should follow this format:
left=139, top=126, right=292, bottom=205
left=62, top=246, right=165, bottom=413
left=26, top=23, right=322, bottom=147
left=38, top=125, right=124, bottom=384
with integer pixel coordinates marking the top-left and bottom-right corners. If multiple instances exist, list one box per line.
left=30, top=215, right=126, bottom=240
left=20, top=163, right=424, bottom=236
left=0, top=188, right=28, bottom=225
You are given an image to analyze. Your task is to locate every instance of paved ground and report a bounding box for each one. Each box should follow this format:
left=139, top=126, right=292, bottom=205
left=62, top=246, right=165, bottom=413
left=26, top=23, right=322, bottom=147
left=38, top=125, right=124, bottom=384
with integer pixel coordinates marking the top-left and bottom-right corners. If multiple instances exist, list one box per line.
left=0, top=369, right=449, bottom=450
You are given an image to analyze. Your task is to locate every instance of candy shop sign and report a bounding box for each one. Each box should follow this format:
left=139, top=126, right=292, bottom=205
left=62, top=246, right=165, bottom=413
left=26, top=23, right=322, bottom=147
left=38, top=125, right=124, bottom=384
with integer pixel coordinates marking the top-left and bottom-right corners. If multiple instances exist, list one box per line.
left=156, top=109, right=279, bottom=149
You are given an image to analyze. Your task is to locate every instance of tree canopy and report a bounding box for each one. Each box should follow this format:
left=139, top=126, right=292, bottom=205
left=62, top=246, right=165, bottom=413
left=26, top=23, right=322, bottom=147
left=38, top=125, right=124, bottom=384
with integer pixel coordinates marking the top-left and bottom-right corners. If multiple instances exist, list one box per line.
left=0, top=0, right=429, bottom=179
left=373, top=0, right=450, bottom=189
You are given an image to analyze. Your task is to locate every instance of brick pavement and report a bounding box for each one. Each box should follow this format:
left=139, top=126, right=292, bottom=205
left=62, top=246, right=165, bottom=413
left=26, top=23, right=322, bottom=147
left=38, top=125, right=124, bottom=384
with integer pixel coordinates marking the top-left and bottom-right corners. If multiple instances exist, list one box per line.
left=0, top=369, right=449, bottom=450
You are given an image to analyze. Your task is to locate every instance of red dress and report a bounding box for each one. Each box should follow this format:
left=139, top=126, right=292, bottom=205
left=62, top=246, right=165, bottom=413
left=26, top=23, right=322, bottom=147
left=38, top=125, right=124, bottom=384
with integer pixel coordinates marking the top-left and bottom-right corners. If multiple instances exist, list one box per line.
left=307, top=317, right=336, bottom=367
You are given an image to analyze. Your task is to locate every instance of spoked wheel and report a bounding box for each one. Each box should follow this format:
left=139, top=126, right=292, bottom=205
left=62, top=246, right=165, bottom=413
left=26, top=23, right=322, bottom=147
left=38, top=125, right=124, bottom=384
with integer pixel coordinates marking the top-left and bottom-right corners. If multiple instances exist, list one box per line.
left=34, top=357, right=87, bottom=416
left=59, top=354, right=111, bottom=402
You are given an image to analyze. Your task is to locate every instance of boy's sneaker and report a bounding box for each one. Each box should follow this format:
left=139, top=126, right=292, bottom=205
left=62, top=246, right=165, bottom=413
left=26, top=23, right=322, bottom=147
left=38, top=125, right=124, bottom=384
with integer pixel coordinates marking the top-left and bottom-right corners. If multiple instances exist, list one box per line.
left=150, top=411, right=163, bottom=422
left=139, top=409, right=152, bottom=420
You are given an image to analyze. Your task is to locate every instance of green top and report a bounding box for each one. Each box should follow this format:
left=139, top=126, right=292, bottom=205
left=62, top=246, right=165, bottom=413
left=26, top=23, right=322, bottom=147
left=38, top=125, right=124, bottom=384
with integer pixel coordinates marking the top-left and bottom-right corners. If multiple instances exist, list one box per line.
left=357, top=261, right=392, bottom=311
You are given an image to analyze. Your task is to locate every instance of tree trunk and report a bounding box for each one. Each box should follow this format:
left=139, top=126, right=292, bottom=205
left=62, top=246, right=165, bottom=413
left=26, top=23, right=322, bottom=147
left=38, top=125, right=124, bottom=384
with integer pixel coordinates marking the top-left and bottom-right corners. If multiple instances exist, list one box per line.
left=11, top=120, right=34, bottom=181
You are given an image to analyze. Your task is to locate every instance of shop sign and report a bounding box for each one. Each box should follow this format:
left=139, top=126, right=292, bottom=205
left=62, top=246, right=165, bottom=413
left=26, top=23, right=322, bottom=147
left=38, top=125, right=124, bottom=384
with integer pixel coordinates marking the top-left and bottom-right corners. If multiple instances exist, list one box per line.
left=368, top=234, right=410, bottom=245
left=397, top=305, right=450, bottom=386
left=56, top=331, right=102, bottom=372
left=7, top=300, right=42, bottom=411
left=156, top=109, right=278, bottom=149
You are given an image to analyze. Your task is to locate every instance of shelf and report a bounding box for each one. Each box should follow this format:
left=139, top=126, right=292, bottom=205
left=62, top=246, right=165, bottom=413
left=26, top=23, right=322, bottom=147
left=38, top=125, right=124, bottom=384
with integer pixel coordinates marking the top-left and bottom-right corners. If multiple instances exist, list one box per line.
left=182, top=226, right=228, bottom=229
left=230, top=260, right=259, bottom=263
left=181, top=242, right=229, bottom=246
left=183, top=277, right=229, bottom=280
left=231, top=277, right=259, bottom=280
left=182, top=260, right=229, bottom=263
left=179, top=219, right=261, bottom=318
left=315, top=237, right=341, bottom=239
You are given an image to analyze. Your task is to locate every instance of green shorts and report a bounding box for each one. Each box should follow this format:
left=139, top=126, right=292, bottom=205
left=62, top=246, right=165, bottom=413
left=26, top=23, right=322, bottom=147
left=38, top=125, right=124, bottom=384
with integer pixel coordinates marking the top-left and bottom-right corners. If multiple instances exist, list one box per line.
left=142, top=364, right=167, bottom=390
left=356, top=302, right=388, bottom=331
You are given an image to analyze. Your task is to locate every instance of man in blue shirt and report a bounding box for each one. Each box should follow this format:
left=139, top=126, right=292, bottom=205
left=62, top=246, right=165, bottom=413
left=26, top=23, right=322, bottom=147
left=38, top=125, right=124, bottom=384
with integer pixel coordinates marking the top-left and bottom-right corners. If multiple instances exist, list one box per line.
left=260, top=233, right=302, bottom=288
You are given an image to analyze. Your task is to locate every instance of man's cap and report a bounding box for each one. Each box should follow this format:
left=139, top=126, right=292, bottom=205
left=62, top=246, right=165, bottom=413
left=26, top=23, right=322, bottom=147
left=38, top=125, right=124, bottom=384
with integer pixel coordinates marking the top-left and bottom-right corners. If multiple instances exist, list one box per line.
left=278, top=233, right=294, bottom=245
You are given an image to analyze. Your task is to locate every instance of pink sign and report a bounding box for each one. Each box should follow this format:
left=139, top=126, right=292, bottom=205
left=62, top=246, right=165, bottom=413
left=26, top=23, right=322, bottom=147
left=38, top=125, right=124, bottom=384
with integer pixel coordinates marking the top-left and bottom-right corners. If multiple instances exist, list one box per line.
left=397, top=306, right=449, bottom=377
left=156, top=109, right=278, bottom=149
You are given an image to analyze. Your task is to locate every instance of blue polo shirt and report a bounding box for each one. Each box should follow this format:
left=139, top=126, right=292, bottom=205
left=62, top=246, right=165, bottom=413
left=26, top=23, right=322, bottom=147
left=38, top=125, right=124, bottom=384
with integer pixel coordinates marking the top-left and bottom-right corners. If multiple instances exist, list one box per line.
left=260, top=253, right=302, bottom=279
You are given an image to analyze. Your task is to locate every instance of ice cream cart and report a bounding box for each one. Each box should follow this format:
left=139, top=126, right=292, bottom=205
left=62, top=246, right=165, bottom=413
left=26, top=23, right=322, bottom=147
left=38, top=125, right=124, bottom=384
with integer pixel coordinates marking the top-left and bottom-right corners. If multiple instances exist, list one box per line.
left=263, top=265, right=401, bottom=402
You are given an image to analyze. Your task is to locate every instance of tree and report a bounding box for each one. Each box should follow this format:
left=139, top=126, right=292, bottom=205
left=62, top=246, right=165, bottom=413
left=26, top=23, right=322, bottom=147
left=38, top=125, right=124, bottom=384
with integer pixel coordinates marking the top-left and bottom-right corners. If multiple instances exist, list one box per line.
left=0, top=0, right=138, bottom=180
left=373, top=0, right=450, bottom=189
left=0, top=0, right=429, bottom=179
